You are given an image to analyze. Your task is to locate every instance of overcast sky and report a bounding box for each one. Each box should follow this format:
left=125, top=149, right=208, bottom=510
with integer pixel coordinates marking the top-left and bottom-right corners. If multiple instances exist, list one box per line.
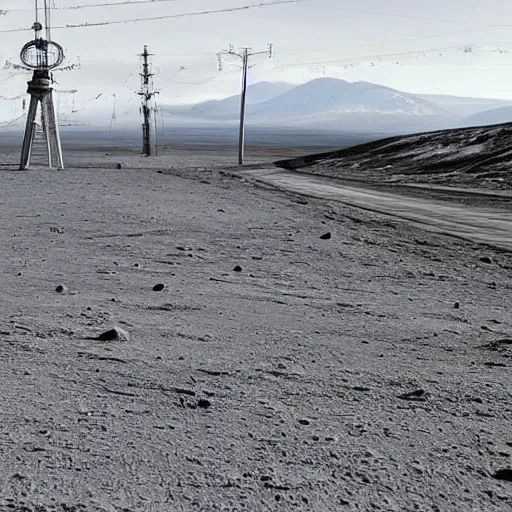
left=1, top=0, right=512, bottom=121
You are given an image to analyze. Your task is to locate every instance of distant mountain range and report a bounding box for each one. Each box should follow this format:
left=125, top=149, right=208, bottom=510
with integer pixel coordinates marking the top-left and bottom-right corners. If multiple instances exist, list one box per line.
left=185, top=81, right=295, bottom=118
left=163, top=78, right=512, bottom=134
left=463, top=106, right=512, bottom=127
left=3, top=77, right=511, bottom=137
left=416, top=93, right=512, bottom=117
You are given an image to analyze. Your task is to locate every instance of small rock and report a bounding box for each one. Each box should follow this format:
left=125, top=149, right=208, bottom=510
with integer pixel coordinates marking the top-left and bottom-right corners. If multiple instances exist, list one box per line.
left=55, top=284, right=67, bottom=293
left=320, top=232, right=332, bottom=240
left=197, top=399, right=211, bottom=409
left=96, top=327, right=130, bottom=342
left=116, top=163, right=122, bottom=170
left=153, top=283, right=165, bottom=292
left=233, top=265, right=243, bottom=272
left=353, top=386, right=371, bottom=392
left=493, top=468, right=512, bottom=482
left=454, top=302, right=460, bottom=309
left=480, top=256, right=493, bottom=264
left=397, top=389, right=426, bottom=400
left=298, top=419, right=310, bottom=425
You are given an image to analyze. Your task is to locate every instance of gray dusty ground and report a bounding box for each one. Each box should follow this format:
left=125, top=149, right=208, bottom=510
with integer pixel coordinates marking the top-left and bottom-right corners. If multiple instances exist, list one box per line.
left=233, top=168, right=512, bottom=251
left=1, top=149, right=512, bottom=512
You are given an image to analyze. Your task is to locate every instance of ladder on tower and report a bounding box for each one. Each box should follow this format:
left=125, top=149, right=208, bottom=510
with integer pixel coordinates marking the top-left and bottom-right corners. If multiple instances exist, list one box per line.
left=29, top=122, right=50, bottom=167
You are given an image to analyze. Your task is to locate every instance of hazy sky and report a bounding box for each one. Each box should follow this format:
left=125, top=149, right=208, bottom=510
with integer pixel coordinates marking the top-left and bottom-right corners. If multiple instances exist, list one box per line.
left=1, top=0, right=512, bottom=121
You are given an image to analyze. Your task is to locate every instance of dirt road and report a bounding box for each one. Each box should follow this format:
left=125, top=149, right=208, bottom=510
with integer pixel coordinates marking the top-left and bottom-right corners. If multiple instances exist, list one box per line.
left=237, top=167, right=512, bottom=251
left=1, top=155, right=511, bottom=511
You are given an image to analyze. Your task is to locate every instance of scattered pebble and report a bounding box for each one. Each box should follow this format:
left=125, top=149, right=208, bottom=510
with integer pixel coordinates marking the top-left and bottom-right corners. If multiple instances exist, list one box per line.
left=55, top=284, right=67, bottom=293
left=480, top=256, right=493, bottom=264
left=96, top=327, right=130, bottom=342
left=233, top=265, right=243, bottom=272
left=320, top=232, right=332, bottom=240
left=197, top=399, right=211, bottom=409
left=153, top=283, right=165, bottom=292
left=397, top=389, right=426, bottom=400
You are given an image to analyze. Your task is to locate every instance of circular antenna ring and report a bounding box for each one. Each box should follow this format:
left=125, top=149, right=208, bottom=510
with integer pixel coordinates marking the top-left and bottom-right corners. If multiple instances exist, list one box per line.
left=20, top=39, right=64, bottom=70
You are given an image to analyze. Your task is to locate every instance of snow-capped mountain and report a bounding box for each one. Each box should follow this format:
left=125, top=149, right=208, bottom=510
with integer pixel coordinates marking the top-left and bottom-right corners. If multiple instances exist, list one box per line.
left=163, top=78, right=461, bottom=133
left=248, top=78, right=450, bottom=120
left=164, top=81, right=295, bottom=120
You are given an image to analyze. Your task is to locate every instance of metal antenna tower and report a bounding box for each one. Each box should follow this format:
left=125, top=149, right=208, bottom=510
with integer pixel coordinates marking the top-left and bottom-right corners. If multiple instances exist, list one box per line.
left=138, top=46, right=158, bottom=157
left=218, top=44, right=273, bottom=165
left=19, top=0, right=65, bottom=170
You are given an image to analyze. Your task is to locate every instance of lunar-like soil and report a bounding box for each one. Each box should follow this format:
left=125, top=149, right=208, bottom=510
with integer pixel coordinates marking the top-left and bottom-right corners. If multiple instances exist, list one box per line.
left=1, top=149, right=511, bottom=511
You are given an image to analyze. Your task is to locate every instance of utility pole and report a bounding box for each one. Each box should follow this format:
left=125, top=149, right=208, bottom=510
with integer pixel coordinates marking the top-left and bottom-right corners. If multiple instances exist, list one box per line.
left=138, top=45, right=158, bottom=157
left=218, top=44, right=273, bottom=165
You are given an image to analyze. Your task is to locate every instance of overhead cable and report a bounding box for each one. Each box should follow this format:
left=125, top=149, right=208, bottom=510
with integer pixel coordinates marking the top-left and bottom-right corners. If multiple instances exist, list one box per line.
left=0, top=1, right=299, bottom=33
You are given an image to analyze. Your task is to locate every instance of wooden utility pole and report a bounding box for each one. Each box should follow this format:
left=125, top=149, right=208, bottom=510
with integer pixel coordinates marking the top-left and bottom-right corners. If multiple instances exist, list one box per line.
left=218, top=44, right=273, bottom=165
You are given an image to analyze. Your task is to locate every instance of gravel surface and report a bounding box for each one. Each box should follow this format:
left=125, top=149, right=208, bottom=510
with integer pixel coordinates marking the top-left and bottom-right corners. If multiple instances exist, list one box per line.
left=1, top=150, right=512, bottom=511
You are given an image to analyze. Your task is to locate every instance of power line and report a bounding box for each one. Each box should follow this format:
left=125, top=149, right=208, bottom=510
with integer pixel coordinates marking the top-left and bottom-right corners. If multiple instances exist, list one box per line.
left=301, top=1, right=478, bottom=24
left=274, top=43, right=489, bottom=70
left=0, top=1, right=299, bottom=33
left=3, top=0, right=192, bottom=12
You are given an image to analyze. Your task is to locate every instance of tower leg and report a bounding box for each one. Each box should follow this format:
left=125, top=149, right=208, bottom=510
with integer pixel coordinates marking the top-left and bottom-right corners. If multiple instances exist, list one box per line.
left=40, top=96, right=53, bottom=168
left=44, top=90, right=64, bottom=169
left=19, top=95, right=39, bottom=170
left=20, top=70, right=65, bottom=170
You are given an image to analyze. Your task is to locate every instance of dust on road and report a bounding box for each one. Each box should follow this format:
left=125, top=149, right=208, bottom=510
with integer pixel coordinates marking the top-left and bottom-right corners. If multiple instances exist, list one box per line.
left=236, top=167, right=512, bottom=251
